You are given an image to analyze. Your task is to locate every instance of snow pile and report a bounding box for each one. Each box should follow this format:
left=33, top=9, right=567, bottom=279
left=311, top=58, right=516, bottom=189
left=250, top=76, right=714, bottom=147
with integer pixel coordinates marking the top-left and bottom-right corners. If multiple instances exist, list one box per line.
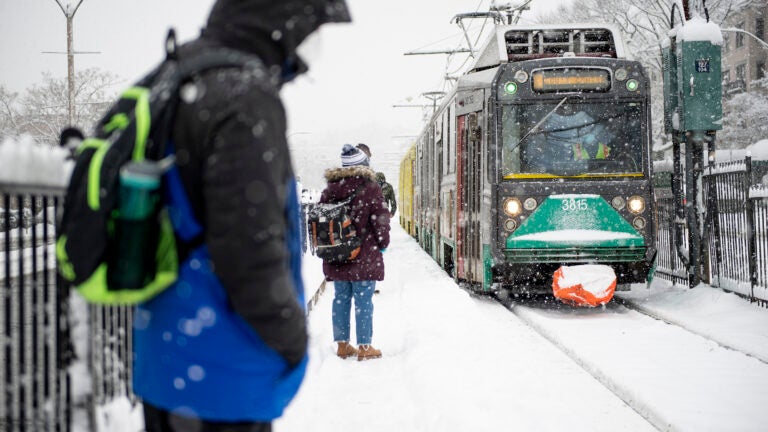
left=0, top=136, right=73, bottom=187
left=557, top=265, right=616, bottom=297
left=677, top=16, right=724, bottom=45
left=94, top=398, right=143, bottom=432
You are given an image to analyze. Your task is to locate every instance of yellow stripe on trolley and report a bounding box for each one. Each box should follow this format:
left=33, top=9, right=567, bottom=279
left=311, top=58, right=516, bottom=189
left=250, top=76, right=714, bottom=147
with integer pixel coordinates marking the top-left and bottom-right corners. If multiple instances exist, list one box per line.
left=503, top=173, right=644, bottom=180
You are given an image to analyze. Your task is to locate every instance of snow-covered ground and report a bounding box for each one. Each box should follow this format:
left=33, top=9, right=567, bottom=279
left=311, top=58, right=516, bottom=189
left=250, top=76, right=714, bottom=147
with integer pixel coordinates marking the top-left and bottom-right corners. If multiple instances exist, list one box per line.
left=96, top=221, right=768, bottom=432
left=274, top=224, right=768, bottom=432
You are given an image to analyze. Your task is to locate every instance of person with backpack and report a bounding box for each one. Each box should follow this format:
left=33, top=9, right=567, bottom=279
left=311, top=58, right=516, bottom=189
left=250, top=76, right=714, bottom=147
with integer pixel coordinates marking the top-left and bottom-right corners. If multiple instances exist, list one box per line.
left=320, top=144, right=390, bottom=361
left=129, top=1, right=351, bottom=431
left=376, top=172, right=397, bottom=217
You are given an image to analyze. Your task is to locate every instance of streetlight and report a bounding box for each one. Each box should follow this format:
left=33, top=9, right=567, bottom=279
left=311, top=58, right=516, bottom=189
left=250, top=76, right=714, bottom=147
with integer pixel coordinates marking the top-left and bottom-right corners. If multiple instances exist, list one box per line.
left=44, top=0, right=99, bottom=127
left=55, top=0, right=83, bottom=127
left=721, top=28, right=768, bottom=51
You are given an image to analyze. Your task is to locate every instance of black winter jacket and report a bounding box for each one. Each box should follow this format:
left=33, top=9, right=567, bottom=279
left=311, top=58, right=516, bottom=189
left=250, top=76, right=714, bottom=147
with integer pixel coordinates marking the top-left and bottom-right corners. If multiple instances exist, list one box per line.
left=168, top=0, right=349, bottom=365
left=172, top=37, right=307, bottom=365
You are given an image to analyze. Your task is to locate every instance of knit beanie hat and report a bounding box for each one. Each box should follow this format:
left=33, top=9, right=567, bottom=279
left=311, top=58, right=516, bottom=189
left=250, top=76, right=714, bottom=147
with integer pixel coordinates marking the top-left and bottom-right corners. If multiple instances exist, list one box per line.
left=341, top=144, right=369, bottom=167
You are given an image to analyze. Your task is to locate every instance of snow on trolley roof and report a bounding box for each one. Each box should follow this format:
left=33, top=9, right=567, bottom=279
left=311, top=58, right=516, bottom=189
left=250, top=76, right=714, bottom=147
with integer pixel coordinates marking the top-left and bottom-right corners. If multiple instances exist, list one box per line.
left=468, top=23, right=628, bottom=73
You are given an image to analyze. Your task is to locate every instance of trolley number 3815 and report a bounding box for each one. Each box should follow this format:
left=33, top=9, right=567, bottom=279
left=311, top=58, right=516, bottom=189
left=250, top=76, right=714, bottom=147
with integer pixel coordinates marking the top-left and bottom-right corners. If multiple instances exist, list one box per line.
left=562, top=198, right=589, bottom=212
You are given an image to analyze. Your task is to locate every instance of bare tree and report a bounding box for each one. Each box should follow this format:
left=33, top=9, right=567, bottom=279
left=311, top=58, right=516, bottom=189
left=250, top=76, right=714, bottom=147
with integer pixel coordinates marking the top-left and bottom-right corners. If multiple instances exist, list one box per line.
left=535, top=0, right=758, bottom=150
left=0, top=85, right=22, bottom=140
left=16, top=68, right=119, bottom=144
left=719, top=84, right=768, bottom=146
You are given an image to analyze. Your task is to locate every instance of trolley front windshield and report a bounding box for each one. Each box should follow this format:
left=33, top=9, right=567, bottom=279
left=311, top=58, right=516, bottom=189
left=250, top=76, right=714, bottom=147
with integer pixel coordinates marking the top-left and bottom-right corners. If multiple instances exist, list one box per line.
left=500, top=101, right=644, bottom=177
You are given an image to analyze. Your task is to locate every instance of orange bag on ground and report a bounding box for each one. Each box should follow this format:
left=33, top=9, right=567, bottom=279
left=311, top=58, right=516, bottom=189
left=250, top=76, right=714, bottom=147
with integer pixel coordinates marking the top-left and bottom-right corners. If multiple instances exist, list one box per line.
left=552, top=265, right=617, bottom=307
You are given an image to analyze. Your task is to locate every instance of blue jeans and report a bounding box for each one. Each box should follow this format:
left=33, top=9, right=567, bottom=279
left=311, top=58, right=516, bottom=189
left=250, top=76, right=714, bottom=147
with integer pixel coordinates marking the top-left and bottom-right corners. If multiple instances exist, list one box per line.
left=332, top=280, right=376, bottom=345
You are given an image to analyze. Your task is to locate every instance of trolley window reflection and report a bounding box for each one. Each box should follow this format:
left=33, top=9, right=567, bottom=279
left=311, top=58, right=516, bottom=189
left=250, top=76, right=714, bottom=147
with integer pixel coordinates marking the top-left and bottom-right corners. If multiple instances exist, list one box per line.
left=501, top=101, right=643, bottom=177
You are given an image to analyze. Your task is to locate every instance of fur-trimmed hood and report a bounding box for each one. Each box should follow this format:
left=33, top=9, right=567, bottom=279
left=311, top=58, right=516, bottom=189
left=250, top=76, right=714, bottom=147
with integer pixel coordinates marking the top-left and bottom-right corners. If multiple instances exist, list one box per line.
left=324, top=165, right=377, bottom=183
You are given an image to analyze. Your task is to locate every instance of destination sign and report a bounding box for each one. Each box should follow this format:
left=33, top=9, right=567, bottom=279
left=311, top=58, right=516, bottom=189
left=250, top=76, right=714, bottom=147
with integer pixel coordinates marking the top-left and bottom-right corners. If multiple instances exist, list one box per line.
left=532, top=69, right=611, bottom=93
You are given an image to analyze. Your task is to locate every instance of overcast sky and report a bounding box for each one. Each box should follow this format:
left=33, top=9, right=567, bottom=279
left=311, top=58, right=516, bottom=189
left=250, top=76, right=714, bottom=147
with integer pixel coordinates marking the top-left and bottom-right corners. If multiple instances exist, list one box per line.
left=0, top=0, right=570, bottom=187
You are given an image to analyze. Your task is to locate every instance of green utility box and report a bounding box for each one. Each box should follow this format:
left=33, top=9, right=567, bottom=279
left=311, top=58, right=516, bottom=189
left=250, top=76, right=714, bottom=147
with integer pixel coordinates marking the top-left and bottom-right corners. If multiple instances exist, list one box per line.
left=675, top=39, right=722, bottom=131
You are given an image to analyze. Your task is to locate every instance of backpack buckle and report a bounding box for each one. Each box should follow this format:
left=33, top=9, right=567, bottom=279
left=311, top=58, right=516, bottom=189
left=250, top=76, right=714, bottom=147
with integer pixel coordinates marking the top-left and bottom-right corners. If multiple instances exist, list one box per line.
left=165, top=28, right=178, bottom=61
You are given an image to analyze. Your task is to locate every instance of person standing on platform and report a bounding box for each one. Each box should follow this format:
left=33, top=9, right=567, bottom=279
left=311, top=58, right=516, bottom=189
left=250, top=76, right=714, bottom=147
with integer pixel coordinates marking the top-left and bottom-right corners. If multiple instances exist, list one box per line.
left=321, top=144, right=390, bottom=361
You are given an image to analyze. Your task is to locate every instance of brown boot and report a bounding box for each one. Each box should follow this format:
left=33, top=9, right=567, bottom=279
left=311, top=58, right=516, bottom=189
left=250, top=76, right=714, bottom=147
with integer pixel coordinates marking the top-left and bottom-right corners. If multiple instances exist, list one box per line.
left=336, top=341, right=358, bottom=359
left=357, top=344, right=382, bottom=361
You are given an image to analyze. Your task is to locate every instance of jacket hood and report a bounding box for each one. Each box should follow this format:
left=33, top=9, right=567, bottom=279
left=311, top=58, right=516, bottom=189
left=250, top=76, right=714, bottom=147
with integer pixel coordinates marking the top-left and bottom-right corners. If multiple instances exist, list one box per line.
left=203, top=0, right=351, bottom=76
left=324, top=166, right=377, bottom=183
left=375, top=172, right=386, bottom=182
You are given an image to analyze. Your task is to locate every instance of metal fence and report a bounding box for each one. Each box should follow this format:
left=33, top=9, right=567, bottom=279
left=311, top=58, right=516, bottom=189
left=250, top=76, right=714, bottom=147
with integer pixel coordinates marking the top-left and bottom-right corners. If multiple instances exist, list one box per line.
left=0, top=182, right=135, bottom=432
left=652, top=184, right=690, bottom=286
left=0, top=185, right=70, bottom=432
left=654, top=156, right=768, bottom=305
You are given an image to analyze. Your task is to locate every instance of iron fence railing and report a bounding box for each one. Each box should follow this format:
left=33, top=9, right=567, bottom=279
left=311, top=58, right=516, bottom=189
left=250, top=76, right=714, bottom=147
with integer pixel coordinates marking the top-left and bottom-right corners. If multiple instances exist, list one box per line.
left=753, top=185, right=768, bottom=303
left=653, top=187, right=689, bottom=286
left=654, top=156, right=768, bottom=305
left=0, top=184, right=69, bottom=432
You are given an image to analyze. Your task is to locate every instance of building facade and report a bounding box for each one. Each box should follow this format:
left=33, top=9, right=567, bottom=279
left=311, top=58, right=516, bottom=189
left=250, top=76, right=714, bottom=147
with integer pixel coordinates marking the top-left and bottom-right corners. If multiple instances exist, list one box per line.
left=721, top=1, right=767, bottom=94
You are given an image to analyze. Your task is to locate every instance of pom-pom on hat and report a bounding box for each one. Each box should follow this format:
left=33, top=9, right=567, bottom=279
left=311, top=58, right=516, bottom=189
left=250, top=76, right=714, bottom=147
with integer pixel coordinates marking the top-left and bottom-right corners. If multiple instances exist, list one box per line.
left=356, top=143, right=371, bottom=158
left=341, top=144, right=369, bottom=167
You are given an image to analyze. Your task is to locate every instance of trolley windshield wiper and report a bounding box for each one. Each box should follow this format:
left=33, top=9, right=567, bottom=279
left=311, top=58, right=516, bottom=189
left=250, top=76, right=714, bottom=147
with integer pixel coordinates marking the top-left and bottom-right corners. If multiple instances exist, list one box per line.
left=508, top=95, right=580, bottom=153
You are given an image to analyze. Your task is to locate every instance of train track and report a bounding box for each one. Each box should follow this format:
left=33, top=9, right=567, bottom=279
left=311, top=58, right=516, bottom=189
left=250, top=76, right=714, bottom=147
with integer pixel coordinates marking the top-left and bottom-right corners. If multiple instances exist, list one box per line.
left=494, top=296, right=666, bottom=432
left=491, top=292, right=768, bottom=432
left=612, top=296, right=768, bottom=365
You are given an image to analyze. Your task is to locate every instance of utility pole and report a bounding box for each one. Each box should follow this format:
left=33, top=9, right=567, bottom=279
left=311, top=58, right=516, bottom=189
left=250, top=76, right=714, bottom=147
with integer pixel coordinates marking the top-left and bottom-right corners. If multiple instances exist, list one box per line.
left=52, top=0, right=85, bottom=127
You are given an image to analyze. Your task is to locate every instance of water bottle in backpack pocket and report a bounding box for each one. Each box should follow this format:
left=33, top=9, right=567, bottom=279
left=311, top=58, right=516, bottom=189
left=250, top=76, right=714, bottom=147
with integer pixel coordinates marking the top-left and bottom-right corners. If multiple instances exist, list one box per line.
left=107, top=160, right=166, bottom=289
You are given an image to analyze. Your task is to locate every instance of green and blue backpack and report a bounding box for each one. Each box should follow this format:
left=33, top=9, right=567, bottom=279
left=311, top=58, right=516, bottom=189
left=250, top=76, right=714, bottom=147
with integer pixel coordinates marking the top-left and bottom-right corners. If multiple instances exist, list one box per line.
left=56, top=31, right=258, bottom=304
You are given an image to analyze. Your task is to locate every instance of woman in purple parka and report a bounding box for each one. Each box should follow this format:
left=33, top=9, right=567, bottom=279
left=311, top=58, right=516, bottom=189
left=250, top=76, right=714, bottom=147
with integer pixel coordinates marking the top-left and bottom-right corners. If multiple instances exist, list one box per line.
left=321, top=144, right=391, bottom=361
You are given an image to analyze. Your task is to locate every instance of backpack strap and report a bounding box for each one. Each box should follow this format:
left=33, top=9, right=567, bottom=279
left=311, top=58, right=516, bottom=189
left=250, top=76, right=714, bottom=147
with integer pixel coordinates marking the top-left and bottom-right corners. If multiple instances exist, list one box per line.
left=163, top=141, right=204, bottom=250
left=142, top=36, right=268, bottom=161
left=337, top=182, right=368, bottom=204
left=151, top=43, right=268, bottom=258
left=157, top=47, right=265, bottom=258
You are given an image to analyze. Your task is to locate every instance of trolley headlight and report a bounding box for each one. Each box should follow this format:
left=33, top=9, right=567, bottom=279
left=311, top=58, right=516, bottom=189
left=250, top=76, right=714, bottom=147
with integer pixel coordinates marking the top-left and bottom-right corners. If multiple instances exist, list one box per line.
left=615, top=68, right=628, bottom=81
left=504, top=218, right=518, bottom=232
left=523, top=197, right=538, bottom=211
left=611, top=196, right=626, bottom=210
left=504, top=81, right=519, bottom=95
left=514, top=70, right=529, bottom=83
left=627, top=196, right=646, bottom=214
left=503, top=197, right=523, bottom=217
left=633, top=217, right=647, bottom=230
